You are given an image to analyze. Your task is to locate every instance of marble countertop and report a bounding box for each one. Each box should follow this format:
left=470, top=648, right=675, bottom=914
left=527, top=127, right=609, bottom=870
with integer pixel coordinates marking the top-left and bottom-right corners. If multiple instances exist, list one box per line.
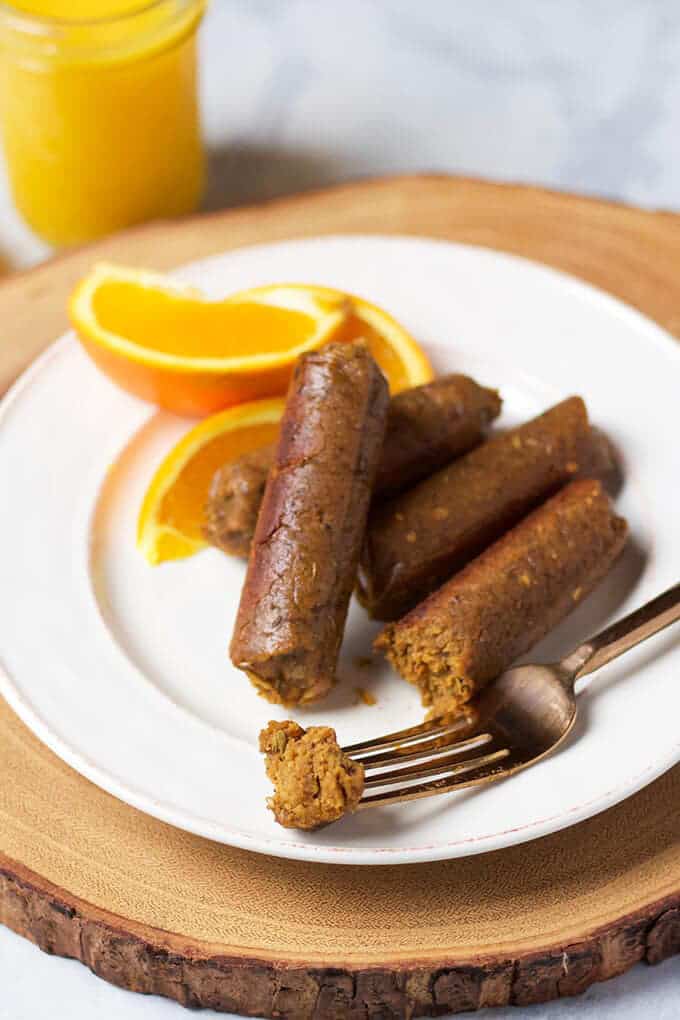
left=1, top=1, right=678, bottom=1018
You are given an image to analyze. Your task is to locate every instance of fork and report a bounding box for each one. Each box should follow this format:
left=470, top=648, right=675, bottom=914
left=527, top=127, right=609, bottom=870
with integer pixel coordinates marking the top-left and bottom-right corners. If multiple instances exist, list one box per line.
left=343, top=581, right=680, bottom=809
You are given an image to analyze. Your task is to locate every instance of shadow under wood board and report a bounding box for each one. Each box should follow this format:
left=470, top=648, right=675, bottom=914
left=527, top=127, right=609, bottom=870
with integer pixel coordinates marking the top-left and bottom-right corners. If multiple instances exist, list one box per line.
left=0, top=175, right=679, bottom=1017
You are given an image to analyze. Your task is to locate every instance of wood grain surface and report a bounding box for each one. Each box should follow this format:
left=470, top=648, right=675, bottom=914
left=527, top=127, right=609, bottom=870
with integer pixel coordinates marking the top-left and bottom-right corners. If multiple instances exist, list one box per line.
left=1, top=175, right=679, bottom=1017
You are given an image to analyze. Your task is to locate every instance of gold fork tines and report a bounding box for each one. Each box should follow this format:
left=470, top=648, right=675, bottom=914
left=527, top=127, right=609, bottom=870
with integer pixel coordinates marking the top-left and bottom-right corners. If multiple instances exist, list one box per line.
left=353, top=729, right=494, bottom=769
left=360, top=749, right=513, bottom=808
left=363, top=742, right=508, bottom=789
left=342, top=710, right=478, bottom=757
left=342, top=713, right=509, bottom=806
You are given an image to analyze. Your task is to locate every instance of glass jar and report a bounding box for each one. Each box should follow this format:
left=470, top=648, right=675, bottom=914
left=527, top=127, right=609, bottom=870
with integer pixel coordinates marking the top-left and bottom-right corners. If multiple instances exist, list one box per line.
left=0, top=0, right=206, bottom=245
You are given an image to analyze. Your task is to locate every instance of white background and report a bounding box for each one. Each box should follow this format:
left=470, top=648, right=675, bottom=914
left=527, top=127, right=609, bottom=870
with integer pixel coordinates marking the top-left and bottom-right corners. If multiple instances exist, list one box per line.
left=0, top=0, right=678, bottom=1016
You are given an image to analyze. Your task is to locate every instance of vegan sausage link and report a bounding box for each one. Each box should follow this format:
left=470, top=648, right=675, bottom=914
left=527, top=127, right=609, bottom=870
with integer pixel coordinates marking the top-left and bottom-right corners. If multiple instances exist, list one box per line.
left=230, top=342, right=389, bottom=706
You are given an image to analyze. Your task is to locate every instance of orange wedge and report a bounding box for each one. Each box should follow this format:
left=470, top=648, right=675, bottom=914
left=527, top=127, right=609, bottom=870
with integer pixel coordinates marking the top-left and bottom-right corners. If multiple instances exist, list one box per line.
left=71, top=267, right=433, bottom=416
left=326, top=288, right=434, bottom=393
left=70, top=265, right=349, bottom=417
left=138, top=398, right=284, bottom=565
left=265, top=283, right=433, bottom=393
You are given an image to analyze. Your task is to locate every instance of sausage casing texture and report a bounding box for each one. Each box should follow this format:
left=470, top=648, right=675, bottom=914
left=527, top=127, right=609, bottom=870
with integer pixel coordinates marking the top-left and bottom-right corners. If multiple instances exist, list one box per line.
left=205, top=373, right=501, bottom=557
left=359, top=396, right=600, bottom=621
left=375, top=478, right=628, bottom=717
left=376, top=373, right=501, bottom=494
left=230, top=342, right=389, bottom=706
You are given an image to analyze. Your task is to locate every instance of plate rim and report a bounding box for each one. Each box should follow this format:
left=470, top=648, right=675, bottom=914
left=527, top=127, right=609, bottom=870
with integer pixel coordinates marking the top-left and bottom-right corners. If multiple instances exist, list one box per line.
left=1, top=232, right=680, bottom=866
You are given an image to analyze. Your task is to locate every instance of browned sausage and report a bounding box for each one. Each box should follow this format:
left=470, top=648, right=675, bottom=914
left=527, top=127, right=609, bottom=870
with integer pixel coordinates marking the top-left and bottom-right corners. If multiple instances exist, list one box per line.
left=205, top=374, right=501, bottom=557
left=205, top=445, right=271, bottom=559
left=376, top=373, right=501, bottom=494
left=359, top=396, right=601, bottom=621
left=375, top=478, right=627, bottom=718
left=230, top=342, right=389, bottom=706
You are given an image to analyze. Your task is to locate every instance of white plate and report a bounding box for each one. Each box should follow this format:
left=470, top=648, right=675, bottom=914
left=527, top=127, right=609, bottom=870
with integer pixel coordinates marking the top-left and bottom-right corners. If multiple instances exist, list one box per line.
left=1, top=235, right=679, bottom=866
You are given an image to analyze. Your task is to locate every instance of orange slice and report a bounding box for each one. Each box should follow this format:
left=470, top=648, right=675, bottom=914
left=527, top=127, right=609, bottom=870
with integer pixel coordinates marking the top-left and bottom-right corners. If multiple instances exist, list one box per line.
left=138, top=398, right=284, bottom=565
left=263, top=284, right=433, bottom=393
left=70, top=265, right=349, bottom=417
left=329, top=289, right=433, bottom=393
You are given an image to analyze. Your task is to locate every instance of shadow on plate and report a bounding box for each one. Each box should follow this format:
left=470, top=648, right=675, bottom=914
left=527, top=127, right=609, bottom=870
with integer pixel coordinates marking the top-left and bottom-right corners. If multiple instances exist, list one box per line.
left=313, top=609, right=388, bottom=715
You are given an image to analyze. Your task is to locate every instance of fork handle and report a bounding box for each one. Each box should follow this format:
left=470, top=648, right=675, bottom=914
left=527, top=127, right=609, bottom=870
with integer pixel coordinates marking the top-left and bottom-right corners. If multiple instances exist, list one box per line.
left=563, top=581, right=680, bottom=681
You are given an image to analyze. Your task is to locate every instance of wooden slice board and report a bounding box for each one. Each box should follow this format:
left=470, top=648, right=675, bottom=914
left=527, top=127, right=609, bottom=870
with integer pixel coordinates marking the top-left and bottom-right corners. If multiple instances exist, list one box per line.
left=1, top=176, right=679, bottom=1016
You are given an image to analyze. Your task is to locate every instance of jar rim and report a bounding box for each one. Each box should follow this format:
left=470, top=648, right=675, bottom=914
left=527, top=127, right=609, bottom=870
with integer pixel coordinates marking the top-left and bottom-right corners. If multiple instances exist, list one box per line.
left=0, top=0, right=194, bottom=32
left=0, top=0, right=205, bottom=64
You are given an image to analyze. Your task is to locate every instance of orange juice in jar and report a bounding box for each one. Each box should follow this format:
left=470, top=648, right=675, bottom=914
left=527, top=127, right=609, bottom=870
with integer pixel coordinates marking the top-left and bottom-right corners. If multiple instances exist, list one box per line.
left=0, top=0, right=206, bottom=245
